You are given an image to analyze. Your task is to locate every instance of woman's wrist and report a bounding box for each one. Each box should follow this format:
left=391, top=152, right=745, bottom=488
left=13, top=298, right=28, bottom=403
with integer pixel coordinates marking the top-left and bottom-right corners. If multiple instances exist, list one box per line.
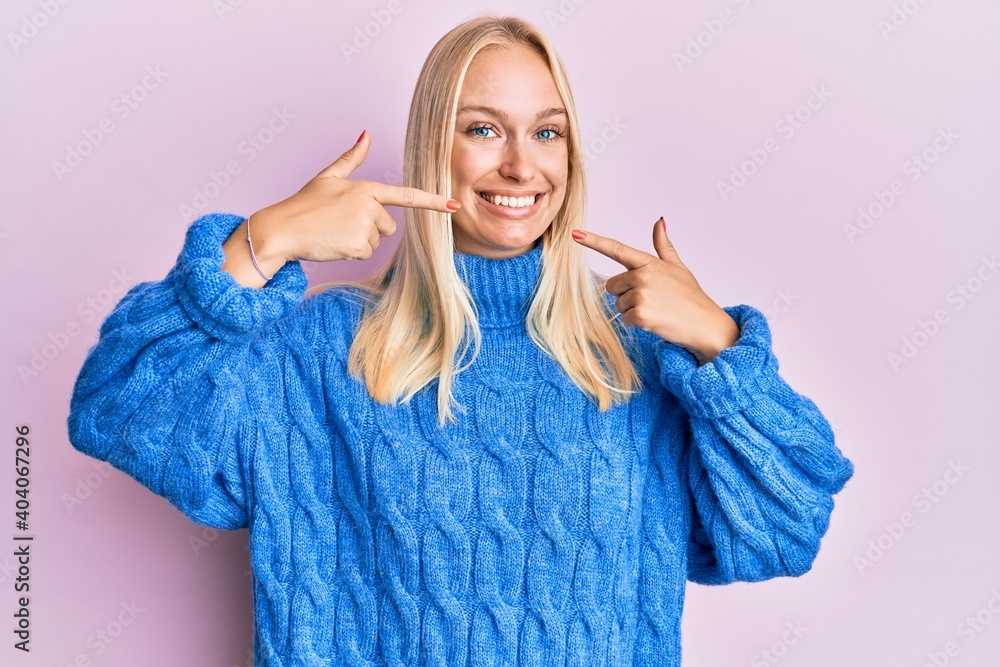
left=221, top=210, right=289, bottom=289
left=247, top=209, right=290, bottom=266
left=685, top=311, right=741, bottom=366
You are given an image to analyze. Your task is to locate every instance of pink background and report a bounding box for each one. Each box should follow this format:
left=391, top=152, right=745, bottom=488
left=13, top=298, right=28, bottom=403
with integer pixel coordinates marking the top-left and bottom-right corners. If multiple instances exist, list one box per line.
left=3, top=1, right=999, bottom=665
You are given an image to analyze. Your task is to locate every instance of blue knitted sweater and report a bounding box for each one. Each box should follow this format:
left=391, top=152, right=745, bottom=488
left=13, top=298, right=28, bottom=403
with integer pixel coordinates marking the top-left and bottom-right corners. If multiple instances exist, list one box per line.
left=67, top=212, right=853, bottom=667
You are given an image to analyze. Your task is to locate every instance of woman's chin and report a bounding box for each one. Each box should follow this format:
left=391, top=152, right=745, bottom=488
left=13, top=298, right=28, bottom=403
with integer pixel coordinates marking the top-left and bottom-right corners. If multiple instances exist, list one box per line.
left=455, top=232, right=542, bottom=257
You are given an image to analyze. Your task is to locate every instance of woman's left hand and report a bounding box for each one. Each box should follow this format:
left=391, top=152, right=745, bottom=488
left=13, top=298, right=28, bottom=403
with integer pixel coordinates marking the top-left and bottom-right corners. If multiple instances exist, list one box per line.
left=571, top=216, right=741, bottom=365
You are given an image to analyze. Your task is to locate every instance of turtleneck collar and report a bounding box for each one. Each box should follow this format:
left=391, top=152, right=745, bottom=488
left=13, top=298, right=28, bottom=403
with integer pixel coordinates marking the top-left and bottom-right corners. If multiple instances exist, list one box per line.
left=453, top=241, right=543, bottom=329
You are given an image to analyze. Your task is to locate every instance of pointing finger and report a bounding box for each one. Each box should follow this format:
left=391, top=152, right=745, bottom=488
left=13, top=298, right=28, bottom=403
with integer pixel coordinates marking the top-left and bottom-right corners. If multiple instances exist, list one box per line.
left=571, top=229, right=656, bottom=271
left=370, top=181, right=461, bottom=214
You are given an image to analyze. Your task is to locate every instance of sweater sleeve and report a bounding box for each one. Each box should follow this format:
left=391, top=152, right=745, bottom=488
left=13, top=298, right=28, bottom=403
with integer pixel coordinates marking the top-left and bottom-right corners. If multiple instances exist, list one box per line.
left=653, top=304, right=854, bottom=585
left=66, top=212, right=308, bottom=530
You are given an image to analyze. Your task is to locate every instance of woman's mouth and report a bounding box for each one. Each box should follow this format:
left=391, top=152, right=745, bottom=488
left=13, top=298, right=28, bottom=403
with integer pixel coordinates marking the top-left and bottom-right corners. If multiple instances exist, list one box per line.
left=475, top=191, right=545, bottom=218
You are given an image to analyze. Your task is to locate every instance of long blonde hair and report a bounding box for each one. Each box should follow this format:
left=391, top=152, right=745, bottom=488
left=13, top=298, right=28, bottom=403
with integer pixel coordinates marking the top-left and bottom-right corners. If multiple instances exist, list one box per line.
left=309, top=13, right=643, bottom=427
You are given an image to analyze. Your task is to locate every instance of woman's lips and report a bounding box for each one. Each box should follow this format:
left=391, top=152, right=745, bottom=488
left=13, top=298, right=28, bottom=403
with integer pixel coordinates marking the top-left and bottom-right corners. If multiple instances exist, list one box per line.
left=475, top=191, right=545, bottom=219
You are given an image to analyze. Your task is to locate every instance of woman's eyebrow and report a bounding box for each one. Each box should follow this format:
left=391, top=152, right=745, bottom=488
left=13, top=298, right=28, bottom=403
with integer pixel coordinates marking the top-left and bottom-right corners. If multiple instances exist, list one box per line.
left=457, top=105, right=567, bottom=121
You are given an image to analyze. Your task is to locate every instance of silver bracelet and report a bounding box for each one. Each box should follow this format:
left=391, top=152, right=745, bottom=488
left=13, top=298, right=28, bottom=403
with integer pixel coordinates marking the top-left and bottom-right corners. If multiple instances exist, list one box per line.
left=246, top=214, right=273, bottom=282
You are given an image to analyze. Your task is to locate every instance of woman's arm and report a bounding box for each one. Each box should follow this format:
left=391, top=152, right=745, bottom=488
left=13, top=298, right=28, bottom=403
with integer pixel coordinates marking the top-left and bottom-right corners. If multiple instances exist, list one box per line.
left=66, top=212, right=308, bottom=530
left=654, top=304, right=854, bottom=584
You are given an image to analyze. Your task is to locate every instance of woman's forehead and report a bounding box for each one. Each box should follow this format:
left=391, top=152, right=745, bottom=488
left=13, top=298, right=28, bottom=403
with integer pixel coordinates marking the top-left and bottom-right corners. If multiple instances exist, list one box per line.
left=458, top=48, right=563, bottom=118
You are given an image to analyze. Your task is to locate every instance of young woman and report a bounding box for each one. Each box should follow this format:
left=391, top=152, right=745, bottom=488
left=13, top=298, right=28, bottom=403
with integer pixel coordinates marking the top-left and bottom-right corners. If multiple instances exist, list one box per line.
left=67, top=14, right=854, bottom=667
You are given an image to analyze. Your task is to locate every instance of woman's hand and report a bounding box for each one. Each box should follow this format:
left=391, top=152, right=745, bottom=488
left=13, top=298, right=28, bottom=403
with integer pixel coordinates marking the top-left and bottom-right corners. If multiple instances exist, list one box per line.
left=572, top=216, right=740, bottom=365
left=252, top=132, right=461, bottom=263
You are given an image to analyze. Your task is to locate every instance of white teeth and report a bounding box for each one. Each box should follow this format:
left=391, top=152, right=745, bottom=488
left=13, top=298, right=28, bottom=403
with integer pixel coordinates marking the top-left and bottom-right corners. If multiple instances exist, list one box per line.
left=479, top=192, right=537, bottom=208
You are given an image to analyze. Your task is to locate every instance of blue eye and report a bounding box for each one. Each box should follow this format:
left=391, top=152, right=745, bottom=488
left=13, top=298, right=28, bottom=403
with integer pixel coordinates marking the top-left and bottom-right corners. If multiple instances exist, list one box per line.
left=467, top=124, right=497, bottom=139
left=464, top=124, right=565, bottom=142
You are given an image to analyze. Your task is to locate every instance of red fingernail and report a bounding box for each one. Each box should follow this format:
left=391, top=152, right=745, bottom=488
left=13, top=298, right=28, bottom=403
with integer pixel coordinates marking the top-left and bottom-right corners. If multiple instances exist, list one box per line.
left=357, top=129, right=366, bottom=143
left=572, top=230, right=585, bottom=240
left=660, top=216, right=665, bottom=232
left=446, top=199, right=461, bottom=211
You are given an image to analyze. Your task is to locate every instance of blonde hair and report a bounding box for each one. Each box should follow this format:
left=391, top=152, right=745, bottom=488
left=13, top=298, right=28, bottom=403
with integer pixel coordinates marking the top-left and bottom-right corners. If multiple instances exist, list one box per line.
left=309, top=13, right=643, bottom=426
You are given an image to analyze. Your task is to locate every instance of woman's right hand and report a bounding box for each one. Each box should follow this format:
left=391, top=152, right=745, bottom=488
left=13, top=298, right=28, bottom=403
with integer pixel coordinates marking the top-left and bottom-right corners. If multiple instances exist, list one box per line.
left=246, top=131, right=461, bottom=266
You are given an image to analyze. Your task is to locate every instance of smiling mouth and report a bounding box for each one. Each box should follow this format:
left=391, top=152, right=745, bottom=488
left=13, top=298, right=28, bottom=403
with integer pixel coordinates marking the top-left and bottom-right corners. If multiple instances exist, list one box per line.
left=476, top=191, right=545, bottom=209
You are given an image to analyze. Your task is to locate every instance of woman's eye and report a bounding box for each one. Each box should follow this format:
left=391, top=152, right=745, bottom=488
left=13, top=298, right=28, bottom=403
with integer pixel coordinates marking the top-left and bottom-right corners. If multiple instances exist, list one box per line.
left=465, top=125, right=563, bottom=141
left=468, top=125, right=496, bottom=139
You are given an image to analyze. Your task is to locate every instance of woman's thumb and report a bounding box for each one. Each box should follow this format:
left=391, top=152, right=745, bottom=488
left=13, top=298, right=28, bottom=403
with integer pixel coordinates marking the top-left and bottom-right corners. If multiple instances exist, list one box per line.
left=316, top=130, right=369, bottom=180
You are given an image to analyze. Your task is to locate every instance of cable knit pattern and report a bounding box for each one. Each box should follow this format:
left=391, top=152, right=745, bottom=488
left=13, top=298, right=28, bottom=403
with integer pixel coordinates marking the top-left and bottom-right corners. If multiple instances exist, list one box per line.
left=169, top=212, right=308, bottom=342
left=66, top=212, right=854, bottom=667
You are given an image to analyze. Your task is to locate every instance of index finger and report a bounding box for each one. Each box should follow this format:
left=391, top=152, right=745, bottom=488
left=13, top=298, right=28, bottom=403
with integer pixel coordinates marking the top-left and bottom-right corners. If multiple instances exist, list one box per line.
left=573, top=229, right=656, bottom=270
left=369, top=181, right=459, bottom=214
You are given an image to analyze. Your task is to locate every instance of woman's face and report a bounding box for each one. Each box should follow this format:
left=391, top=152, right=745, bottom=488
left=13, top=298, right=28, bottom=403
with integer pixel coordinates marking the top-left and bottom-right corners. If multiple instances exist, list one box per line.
left=450, top=44, right=569, bottom=258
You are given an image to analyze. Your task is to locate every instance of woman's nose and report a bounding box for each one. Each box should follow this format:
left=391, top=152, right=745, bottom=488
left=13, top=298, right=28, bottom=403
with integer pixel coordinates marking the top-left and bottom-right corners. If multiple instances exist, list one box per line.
left=498, top=140, right=535, bottom=181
